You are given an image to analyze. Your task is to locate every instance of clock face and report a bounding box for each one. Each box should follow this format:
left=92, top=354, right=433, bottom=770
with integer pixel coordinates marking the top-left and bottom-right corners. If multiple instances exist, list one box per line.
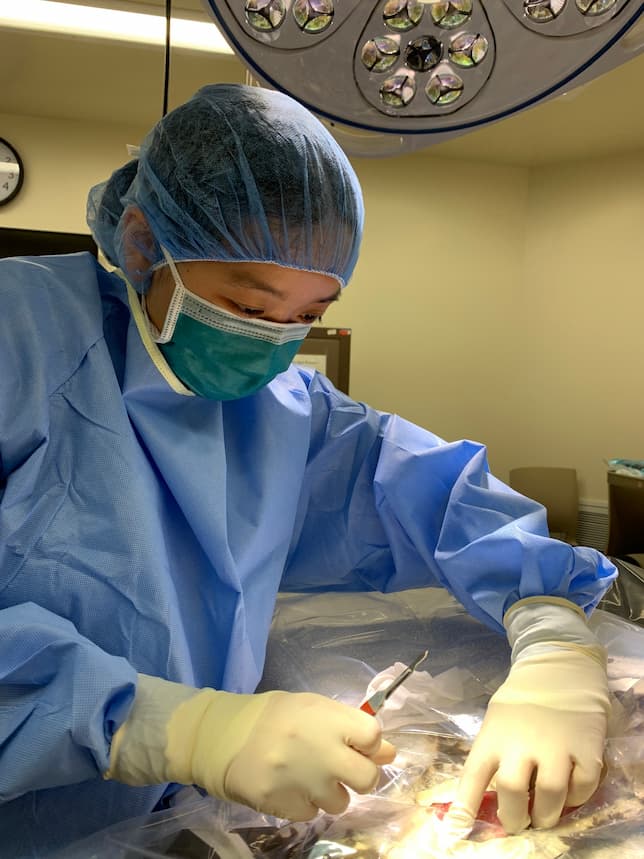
left=0, top=138, right=24, bottom=206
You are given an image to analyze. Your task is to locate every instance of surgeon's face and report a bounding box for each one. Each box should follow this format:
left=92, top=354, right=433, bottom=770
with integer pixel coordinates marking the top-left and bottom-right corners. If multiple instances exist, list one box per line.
left=146, top=260, right=341, bottom=332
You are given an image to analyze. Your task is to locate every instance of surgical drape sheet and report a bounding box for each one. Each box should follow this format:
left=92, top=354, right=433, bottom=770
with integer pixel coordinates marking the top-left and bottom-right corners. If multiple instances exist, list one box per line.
left=0, top=254, right=616, bottom=857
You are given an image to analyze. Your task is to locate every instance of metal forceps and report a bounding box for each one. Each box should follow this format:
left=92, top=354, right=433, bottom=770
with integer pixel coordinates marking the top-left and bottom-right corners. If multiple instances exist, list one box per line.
left=359, top=650, right=429, bottom=716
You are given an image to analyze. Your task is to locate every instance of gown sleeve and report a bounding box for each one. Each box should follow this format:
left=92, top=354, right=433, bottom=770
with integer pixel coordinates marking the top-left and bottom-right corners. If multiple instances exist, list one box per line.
left=0, top=605, right=137, bottom=800
left=0, top=256, right=137, bottom=802
left=282, top=371, right=617, bottom=632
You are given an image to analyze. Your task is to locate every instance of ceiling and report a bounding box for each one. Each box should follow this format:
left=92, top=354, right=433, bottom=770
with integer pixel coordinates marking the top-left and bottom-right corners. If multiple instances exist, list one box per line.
left=2, top=1, right=644, bottom=166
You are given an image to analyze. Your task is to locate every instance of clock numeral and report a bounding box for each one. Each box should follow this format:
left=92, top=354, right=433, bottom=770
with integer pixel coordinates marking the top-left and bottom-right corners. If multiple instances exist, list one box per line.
left=0, top=140, right=22, bottom=203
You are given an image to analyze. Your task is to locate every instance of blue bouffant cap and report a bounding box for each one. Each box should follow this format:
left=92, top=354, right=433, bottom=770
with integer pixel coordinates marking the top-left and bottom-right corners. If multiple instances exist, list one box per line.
left=87, top=84, right=364, bottom=292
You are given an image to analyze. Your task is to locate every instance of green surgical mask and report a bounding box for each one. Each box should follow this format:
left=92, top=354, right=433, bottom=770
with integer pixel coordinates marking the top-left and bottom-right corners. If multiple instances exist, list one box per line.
left=152, top=249, right=311, bottom=400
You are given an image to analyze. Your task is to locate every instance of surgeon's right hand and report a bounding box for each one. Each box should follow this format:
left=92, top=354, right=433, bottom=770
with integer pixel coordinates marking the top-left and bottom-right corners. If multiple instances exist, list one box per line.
left=105, top=674, right=397, bottom=820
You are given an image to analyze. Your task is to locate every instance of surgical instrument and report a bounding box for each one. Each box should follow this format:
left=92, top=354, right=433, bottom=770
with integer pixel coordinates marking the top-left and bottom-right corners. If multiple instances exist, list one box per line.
left=360, top=650, right=429, bottom=715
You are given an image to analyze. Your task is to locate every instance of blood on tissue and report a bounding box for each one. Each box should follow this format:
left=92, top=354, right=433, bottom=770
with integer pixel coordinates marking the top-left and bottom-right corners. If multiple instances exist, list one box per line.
left=429, top=791, right=578, bottom=840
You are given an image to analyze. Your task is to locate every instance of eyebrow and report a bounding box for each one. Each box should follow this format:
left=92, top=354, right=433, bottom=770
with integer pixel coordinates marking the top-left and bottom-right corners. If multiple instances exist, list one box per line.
left=229, top=271, right=341, bottom=304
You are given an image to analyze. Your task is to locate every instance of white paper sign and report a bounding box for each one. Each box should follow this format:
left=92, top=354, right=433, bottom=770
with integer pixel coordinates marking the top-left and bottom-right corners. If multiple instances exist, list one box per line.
left=293, top=353, right=327, bottom=375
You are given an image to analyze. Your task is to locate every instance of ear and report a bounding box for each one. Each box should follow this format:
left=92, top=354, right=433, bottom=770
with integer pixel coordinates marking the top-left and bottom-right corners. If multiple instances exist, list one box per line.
left=121, top=206, right=157, bottom=284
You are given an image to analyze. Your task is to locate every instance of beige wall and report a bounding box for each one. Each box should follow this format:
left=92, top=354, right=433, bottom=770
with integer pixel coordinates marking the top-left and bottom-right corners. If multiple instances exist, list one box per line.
left=1, top=112, right=642, bottom=501
left=326, top=151, right=644, bottom=502
left=508, top=153, right=644, bottom=501
left=323, top=154, right=528, bottom=485
left=0, top=112, right=148, bottom=232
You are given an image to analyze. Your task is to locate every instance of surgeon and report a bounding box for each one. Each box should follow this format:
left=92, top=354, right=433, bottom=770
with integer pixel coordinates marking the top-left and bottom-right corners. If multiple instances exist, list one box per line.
left=0, top=84, right=616, bottom=858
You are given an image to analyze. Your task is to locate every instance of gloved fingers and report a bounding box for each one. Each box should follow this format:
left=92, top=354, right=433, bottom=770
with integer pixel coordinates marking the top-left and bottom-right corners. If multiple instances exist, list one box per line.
left=435, top=801, right=477, bottom=844
left=446, top=745, right=498, bottom=831
left=337, top=748, right=381, bottom=795
left=269, top=794, right=321, bottom=822
left=495, top=757, right=535, bottom=834
left=370, top=738, right=397, bottom=765
left=228, top=781, right=322, bottom=822
left=530, top=758, right=573, bottom=829
left=314, top=782, right=351, bottom=817
left=345, top=710, right=388, bottom=758
left=566, top=752, right=604, bottom=808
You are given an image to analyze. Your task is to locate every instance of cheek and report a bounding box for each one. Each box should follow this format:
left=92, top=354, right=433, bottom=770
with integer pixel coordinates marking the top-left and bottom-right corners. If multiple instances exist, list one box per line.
left=145, top=279, right=175, bottom=330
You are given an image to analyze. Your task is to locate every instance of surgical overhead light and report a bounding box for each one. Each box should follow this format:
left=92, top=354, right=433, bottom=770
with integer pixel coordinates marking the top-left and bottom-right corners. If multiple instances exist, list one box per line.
left=202, top=0, right=644, bottom=155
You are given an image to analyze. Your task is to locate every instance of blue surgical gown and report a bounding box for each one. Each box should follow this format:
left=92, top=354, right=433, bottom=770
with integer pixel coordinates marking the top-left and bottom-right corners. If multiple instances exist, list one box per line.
left=0, top=253, right=616, bottom=857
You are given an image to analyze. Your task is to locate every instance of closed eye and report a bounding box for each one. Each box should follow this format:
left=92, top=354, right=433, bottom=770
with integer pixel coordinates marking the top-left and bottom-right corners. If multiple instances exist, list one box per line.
left=237, top=305, right=264, bottom=317
left=236, top=304, right=321, bottom=323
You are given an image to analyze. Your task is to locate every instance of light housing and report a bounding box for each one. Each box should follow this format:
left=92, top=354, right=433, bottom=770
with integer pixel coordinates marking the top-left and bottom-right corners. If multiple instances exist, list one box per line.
left=202, top=0, right=644, bottom=156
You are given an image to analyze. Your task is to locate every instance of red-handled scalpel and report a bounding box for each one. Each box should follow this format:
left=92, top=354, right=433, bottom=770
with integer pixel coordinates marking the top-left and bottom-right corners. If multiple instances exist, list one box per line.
left=360, top=650, right=429, bottom=716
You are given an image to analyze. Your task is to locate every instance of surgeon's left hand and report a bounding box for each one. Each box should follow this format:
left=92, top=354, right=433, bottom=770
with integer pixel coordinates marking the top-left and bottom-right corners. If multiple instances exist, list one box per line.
left=441, top=598, right=611, bottom=838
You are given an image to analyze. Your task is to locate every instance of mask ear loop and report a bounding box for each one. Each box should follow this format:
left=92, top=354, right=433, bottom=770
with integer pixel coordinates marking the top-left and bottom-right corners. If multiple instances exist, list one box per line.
left=155, top=245, right=186, bottom=344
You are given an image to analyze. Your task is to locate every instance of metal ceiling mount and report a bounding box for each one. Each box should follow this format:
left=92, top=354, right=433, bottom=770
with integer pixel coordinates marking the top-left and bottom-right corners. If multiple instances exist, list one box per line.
left=202, top=1, right=644, bottom=155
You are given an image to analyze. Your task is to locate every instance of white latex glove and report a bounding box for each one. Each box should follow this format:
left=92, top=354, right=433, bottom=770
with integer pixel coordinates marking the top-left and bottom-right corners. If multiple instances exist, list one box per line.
left=105, top=675, right=396, bottom=820
left=443, top=597, right=611, bottom=838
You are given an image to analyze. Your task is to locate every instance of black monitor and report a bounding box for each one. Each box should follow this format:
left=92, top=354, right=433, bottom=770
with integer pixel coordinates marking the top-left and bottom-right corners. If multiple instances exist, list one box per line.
left=0, top=227, right=98, bottom=259
left=294, top=326, right=351, bottom=394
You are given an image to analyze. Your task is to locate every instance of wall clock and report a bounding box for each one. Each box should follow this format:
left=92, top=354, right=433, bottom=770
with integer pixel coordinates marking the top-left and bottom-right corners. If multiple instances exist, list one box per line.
left=0, top=138, right=24, bottom=206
